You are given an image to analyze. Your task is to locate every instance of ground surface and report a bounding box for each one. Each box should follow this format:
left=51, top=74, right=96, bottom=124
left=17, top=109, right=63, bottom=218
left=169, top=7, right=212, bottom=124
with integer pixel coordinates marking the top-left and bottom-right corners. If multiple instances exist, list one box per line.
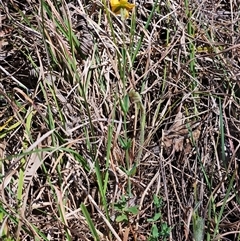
left=0, top=0, right=240, bottom=240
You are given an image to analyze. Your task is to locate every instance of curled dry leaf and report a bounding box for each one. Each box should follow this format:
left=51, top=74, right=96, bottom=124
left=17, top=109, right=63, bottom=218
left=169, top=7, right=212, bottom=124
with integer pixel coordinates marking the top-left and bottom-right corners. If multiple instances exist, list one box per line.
left=162, top=111, right=201, bottom=155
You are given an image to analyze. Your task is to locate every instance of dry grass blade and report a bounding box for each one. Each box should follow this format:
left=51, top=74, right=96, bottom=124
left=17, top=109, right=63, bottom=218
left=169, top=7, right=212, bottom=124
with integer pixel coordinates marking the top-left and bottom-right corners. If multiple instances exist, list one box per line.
left=0, top=0, right=240, bottom=240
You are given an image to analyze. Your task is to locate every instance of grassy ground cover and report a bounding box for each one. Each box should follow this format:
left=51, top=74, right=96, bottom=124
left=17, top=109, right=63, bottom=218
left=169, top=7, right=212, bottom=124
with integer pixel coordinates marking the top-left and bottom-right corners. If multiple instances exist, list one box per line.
left=0, top=0, right=240, bottom=240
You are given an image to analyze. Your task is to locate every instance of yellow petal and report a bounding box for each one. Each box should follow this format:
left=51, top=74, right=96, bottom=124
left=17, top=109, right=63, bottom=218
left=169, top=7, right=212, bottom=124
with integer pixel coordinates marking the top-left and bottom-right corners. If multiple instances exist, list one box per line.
left=110, top=0, right=135, bottom=18
left=124, top=2, right=135, bottom=11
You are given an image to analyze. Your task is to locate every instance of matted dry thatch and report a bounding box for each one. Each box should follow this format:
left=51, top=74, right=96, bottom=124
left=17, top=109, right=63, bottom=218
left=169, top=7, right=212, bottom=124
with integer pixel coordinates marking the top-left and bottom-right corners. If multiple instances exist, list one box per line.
left=0, top=0, right=240, bottom=240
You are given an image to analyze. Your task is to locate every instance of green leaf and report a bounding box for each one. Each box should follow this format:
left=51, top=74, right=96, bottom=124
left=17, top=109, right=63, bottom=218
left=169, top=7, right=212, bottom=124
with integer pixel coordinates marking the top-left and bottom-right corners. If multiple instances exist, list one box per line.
left=147, top=212, right=161, bottom=222
left=125, top=205, right=138, bottom=214
left=120, top=95, right=130, bottom=114
left=114, top=195, right=127, bottom=211
left=153, top=194, right=162, bottom=208
left=151, top=224, right=159, bottom=238
left=127, top=162, right=137, bottom=176
left=114, top=203, right=125, bottom=211
left=119, top=136, right=132, bottom=150
left=193, top=215, right=205, bottom=241
left=81, top=203, right=100, bottom=241
left=160, top=222, right=171, bottom=237
left=116, top=213, right=128, bottom=222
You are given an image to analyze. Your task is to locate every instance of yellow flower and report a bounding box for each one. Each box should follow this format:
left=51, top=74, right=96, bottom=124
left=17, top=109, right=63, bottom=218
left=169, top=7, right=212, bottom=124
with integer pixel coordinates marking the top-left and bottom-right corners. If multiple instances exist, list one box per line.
left=110, top=0, right=135, bottom=19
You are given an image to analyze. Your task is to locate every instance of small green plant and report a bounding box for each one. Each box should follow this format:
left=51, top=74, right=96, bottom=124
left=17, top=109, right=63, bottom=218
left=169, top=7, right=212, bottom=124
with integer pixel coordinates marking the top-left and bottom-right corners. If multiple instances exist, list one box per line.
left=113, top=195, right=138, bottom=223
left=119, top=94, right=132, bottom=196
left=119, top=136, right=132, bottom=151
left=192, top=183, right=205, bottom=241
left=147, top=195, right=171, bottom=241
